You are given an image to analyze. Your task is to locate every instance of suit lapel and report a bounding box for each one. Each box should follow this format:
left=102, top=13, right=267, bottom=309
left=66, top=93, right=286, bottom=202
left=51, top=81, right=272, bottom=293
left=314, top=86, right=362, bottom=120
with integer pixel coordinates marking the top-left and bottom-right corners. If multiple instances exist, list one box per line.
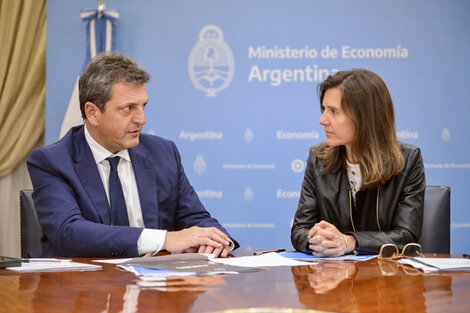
left=72, top=126, right=111, bottom=224
left=129, top=145, right=159, bottom=228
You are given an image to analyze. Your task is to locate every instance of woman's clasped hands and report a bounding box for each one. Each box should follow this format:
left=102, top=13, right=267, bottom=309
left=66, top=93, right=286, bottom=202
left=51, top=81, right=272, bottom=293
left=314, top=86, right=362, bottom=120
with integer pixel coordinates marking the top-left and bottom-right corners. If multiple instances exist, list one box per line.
left=308, top=221, right=356, bottom=257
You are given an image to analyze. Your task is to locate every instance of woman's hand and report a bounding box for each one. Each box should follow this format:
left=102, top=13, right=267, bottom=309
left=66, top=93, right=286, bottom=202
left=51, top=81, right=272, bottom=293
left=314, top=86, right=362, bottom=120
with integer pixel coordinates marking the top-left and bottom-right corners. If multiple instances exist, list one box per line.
left=307, top=262, right=357, bottom=294
left=308, top=220, right=356, bottom=257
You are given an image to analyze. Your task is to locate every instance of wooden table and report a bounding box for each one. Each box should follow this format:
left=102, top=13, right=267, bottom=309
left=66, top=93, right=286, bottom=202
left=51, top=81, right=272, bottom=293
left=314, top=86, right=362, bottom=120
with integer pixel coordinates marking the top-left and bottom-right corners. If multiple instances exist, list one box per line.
left=1, top=251, right=469, bottom=313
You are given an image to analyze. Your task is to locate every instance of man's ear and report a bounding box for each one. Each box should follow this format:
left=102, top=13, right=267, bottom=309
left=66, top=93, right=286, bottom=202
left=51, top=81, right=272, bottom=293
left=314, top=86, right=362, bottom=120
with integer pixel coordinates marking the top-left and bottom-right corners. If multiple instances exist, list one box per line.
left=85, top=102, right=99, bottom=126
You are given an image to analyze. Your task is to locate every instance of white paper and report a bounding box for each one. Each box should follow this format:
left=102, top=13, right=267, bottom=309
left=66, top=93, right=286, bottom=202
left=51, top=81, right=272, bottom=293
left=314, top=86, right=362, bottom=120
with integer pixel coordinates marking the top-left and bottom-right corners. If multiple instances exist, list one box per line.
left=96, top=253, right=214, bottom=266
left=399, top=259, right=439, bottom=273
left=280, top=251, right=377, bottom=262
left=139, top=276, right=168, bottom=282
left=400, top=257, right=470, bottom=273
left=92, top=258, right=133, bottom=264
left=137, top=280, right=168, bottom=288
left=117, top=265, right=196, bottom=277
left=26, top=258, right=72, bottom=262
left=213, top=252, right=314, bottom=267
left=7, top=261, right=102, bottom=272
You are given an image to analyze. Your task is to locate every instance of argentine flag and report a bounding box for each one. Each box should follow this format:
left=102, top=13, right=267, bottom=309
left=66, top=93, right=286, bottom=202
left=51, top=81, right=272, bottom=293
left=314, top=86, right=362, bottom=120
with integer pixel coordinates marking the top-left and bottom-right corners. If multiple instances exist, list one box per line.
left=59, top=6, right=119, bottom=138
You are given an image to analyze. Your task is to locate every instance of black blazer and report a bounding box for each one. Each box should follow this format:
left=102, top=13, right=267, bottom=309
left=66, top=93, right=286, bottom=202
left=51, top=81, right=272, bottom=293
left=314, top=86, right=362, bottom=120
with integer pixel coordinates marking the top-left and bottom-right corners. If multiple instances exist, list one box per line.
left=291, top=142, right=426, bottom=253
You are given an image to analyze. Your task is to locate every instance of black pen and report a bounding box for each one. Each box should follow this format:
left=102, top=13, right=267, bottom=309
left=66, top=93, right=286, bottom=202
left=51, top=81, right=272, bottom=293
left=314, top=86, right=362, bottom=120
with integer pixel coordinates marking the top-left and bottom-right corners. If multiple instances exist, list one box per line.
left=253, top=249, right=286, bottom=256
left=463, top=254, right=470, bottom=259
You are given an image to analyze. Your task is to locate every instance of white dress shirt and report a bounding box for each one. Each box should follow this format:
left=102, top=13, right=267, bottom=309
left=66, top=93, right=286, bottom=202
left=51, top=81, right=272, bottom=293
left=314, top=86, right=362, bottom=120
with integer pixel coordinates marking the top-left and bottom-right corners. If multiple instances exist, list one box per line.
left=84, top=124, right=166, bottom=255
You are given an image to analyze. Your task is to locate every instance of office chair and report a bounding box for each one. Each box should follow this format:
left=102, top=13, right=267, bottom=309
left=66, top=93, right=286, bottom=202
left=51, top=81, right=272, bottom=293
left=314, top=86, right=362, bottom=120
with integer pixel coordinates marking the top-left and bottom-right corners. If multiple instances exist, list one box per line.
left=418, top=185, right=451, bottom=254
left=19, top=189, right=44, bottom=257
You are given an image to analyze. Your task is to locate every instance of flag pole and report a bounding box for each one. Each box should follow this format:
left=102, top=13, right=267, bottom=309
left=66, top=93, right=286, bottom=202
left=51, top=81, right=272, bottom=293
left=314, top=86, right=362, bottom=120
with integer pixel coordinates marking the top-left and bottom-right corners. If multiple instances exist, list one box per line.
left=97, top=0, right=105, bottom=16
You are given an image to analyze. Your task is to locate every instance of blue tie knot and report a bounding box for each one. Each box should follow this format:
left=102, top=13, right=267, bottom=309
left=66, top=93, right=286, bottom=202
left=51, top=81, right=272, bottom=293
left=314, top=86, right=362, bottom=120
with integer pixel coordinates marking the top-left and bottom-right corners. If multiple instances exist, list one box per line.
left=107, top=156, right=120, bottom=172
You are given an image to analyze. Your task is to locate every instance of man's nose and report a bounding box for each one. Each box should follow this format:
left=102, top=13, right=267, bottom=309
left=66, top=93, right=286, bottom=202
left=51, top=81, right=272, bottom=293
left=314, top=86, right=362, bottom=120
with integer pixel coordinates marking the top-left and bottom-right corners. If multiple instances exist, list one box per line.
left=134, top=106, right=146, bottom=125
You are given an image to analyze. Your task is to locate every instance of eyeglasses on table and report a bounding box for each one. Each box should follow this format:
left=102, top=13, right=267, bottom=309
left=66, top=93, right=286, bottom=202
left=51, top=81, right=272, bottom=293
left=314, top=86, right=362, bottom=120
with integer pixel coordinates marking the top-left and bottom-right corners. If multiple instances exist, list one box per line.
left=378, top=243, right=423, bottom=259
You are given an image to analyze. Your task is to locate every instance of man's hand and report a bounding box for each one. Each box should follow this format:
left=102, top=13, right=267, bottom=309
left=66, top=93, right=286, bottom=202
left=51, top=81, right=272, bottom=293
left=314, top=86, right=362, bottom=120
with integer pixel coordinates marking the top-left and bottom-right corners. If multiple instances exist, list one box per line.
left=163, top=226, right=230, bottom=253
left=181, top=245, right=231, bottom=257
left=197, top=245, right=231, bottom=258
left=307, top=220, right=356, bottom=257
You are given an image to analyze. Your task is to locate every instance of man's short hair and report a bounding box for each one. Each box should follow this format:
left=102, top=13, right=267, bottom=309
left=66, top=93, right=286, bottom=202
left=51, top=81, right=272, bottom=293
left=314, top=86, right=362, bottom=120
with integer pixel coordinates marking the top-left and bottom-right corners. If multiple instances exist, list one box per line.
left=79, top=52, right=150, bottom=120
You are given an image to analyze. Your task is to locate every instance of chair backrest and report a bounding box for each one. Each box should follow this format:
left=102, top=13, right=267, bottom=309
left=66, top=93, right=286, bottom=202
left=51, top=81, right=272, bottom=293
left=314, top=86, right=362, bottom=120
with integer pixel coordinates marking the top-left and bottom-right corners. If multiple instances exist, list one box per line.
left=19, top=189, right=44, bottom=258
left=418, top=185, right=451, bottom=254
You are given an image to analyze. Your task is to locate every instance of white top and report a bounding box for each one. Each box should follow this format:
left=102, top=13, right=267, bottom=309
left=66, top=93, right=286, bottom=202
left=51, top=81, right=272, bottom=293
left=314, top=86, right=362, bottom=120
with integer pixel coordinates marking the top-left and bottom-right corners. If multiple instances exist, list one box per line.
left=84, top=124, right=165, bottom=255
left=346, top=160, right=362, bottom=202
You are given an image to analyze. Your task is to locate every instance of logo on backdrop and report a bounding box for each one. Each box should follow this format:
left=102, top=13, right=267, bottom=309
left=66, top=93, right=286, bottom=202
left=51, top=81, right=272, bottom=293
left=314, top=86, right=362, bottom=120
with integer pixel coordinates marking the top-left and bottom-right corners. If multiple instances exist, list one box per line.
left=396, top=130, right=418, bottom=140
left=244, top=187, right=254, bottom=201
left=146, top=128, right=157, bottom=136
left=291, top=159, right=305, bottom=173
left=188, top=25, right=235, bottom=97
left=193, top=155, right=207, bottom=175
left=441, top=128, right=451, bottom=142
left=276, top=189, right=301, bottom=199
left=196, top=189, right=223, bottom=198
left=276, top=130, right=320, bottom=140
left=179, top=130, right=223, bottom=141
left=244, top=128, right=254, bottom=143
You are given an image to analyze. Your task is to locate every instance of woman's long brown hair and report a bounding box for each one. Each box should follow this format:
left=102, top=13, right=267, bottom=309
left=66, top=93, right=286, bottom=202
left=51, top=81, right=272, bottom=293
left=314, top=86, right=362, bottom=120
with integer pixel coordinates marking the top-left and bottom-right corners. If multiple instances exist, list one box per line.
left=315, top=69, right=404, bottom=189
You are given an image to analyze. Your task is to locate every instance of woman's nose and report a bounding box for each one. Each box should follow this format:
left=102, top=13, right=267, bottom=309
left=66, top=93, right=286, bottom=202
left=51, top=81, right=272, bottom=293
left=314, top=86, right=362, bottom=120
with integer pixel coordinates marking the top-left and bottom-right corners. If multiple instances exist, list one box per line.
left=319, top=112, right=328, bottom=125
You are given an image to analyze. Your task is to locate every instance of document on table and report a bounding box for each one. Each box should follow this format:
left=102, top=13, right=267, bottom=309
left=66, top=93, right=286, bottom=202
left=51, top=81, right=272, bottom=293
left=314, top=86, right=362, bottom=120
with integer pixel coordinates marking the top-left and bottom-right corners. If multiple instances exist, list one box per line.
left=119, top=253, right=261, bottom=276
left=7, top=259, right=101, bottom=272
left=119, top=265, right=198, bottom=278
left=121, top=252, right=212, bottom=266
left=213, top=252, right=314, bottom=267
left=117, top=252, right=313, bottom=278
left=399, top=257, right=470, bottom=273
left=280, top=251, right=377, bottom=262
left=92, top=253, right=215, bottom=265
left=92, top=258, right=133, bottom=264
left=139, top=259, right=260, bottom=274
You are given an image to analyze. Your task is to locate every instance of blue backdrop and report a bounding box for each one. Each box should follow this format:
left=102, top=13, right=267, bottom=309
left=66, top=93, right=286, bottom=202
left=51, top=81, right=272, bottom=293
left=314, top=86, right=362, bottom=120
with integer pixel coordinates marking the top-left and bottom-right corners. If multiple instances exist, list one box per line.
left=46, top=0, right=470, bottom=253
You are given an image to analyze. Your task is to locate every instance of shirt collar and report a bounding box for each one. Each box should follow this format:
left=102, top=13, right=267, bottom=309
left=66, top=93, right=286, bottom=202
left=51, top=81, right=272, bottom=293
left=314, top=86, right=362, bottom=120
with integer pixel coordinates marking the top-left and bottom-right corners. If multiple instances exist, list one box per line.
left=84, top=123, right=130, bottom=164
left=346, top=159, right=360, bottom=170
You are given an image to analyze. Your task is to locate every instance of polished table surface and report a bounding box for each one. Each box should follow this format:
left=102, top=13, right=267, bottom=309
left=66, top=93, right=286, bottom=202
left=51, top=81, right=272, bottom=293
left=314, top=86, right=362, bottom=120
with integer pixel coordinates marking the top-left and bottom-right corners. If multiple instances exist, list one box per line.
left=1, top=251, right=470, bottom=313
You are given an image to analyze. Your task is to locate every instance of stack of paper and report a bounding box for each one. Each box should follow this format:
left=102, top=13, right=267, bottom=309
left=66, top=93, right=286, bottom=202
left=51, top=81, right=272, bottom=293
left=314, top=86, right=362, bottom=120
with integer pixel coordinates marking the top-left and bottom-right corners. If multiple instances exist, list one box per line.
left=117, top=252, right=315, bottom=278
left=280, top=251, right=377, bottom=261
left=7, top=259, right=101, bottom=272
left=118, top=265, right=197, bottom=278
left=399, top=257, right=470, bottom=273
left=213, top=252, right=314, bottom=267
left=118, top=253, right=262, bottom=277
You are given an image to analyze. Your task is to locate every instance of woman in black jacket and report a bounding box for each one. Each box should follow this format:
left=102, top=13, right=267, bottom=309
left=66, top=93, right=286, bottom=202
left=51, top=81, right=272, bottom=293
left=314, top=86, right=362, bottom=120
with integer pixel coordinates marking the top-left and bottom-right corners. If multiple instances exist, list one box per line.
left=291, top=69, right=425, bottom=257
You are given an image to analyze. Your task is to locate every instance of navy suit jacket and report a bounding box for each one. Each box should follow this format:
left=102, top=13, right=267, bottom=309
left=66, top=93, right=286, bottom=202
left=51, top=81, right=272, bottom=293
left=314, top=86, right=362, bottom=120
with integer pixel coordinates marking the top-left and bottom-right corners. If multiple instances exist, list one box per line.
left=27, top=125, right=238, bottom=257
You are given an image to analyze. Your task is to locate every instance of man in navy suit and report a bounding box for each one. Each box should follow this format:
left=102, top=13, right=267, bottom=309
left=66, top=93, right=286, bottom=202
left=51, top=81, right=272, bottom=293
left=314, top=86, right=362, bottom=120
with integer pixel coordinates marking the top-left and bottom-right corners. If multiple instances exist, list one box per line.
left=27, top=53, right=238, bottom=258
